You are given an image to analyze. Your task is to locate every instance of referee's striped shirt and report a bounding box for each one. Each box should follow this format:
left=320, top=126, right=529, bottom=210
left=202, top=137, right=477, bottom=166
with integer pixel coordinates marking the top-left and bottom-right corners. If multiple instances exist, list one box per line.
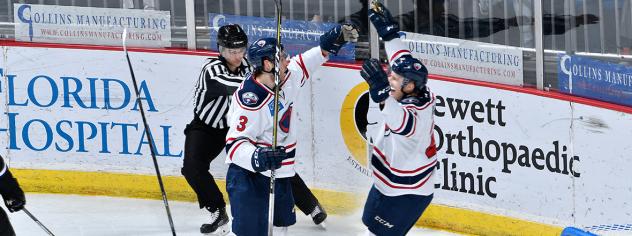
left=193, top=57, right=252, bottom=129
left=0, top=155, right=8, bottom=177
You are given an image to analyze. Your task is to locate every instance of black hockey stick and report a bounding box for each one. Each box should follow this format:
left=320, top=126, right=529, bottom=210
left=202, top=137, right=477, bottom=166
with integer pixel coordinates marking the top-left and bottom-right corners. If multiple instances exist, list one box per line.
left=122, top=28, right=177, bottom=236
left=269, top=0, right=283, bottom=235
left=23, top=208, right=55, bottom=236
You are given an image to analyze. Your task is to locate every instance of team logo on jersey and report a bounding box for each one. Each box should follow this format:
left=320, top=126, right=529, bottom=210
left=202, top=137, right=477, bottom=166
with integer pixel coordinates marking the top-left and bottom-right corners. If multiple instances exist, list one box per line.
left=242, top=92, right=259, bottom=105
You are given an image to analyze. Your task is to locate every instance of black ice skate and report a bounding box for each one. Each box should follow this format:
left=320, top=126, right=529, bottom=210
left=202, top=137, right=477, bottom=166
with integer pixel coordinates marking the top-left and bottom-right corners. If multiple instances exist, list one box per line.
left=310, top=203, right=327, bottom=226
left=200, top=207, right=229, bottom=235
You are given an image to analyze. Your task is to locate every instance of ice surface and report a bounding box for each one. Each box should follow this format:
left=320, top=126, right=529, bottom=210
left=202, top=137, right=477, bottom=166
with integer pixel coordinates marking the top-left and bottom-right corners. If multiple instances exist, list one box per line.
left=6, top=193, right=460, bottom=235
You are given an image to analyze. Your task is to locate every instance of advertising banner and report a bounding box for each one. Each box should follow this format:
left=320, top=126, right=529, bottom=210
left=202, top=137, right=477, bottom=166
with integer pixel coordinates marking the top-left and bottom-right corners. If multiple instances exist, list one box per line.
left=403, top=32, right=524, bottom=86
left=570, top=103, right=632, bottom=228
left=313, top=65, right=632, bottom=227
left=14, top=4, right=171, bottom=47
left=208, top=13, right=355, bottom=62
left=2, top=44, right=632, bottom=231
left=0, top=46, right=203, bottom=175
left=0, top=45, right=314, bottom=181
left=559, top=54, right=632, bottom=107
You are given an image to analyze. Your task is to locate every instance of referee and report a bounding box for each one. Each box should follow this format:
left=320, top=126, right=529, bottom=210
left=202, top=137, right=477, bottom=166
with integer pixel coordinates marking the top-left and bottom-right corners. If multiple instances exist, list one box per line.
left=181, top=24, right=250, bottom=235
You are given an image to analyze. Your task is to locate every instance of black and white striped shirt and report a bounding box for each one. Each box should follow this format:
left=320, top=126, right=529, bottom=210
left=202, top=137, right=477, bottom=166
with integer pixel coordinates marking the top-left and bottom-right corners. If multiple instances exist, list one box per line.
left=193, top=57, right=252, bottom=129
left=0, top=155, right=8, bottom=177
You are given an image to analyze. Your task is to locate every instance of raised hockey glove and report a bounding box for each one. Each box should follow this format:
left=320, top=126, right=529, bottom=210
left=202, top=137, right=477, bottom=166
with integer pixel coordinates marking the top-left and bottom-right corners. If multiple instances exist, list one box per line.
left=320, top=23, right=359, bottom=55
left=0, top=175, right=25, bottom=213
left=251, top=147, right=287, bottom=172
left=368, top=0, right=400, bottom=41
left=361, top=58, right=391, bottom=103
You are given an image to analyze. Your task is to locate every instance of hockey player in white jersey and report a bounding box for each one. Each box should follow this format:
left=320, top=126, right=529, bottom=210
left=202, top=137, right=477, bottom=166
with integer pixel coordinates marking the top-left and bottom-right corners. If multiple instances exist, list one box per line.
left=184, top=24, right=331, bottom=235
left=224, top=24, right=358, bottom=235
left=360, top=1, right=437, bottom=235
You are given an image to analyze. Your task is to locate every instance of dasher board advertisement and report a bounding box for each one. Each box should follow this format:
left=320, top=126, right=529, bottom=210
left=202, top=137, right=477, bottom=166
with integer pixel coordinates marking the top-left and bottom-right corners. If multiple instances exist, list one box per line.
left=317, top=66, right=632, bottom=228
left=0, top=46, right=203, bottom=175
left=3, top=43, right=632, bottom=231
left=208, top=13, right=355, bottom=62
left=559, top=54, right=632, bottom=108
left=14, top=4, right=172, bottom=47
left=403, top=32, right=524, bottom=86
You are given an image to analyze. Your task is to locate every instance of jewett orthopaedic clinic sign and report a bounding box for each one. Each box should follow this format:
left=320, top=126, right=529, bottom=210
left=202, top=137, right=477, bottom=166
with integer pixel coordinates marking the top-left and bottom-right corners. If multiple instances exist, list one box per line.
left=14, top=4, right=171, bottom=47
left=315, top=65, right=632, bottom=228
left=403, top=32, right=524, bottom=86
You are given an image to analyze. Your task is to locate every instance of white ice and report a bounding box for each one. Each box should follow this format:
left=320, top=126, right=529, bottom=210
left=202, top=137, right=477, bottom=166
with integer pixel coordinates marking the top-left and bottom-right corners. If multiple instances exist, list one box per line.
left=6, top=193, right=460, bottom=236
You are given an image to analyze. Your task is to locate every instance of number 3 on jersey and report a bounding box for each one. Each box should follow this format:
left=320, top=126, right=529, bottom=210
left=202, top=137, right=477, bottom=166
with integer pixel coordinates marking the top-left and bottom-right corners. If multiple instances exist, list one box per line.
left=237, top=116, right=248, bottom=131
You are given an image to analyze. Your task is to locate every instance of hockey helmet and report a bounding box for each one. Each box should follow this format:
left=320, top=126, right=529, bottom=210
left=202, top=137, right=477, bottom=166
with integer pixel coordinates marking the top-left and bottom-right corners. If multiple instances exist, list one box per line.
left=247, top=37, right=284, bottom=70
left=217, top=24, right=248, bottom=49
left=391, top=55, right=428, bottom=90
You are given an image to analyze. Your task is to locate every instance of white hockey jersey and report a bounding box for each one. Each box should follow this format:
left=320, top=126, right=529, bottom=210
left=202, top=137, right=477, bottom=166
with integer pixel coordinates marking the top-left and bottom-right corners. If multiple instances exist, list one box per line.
left=225, top=46, right=328, bottom=178
left=368, top=35, right=438, bottom=197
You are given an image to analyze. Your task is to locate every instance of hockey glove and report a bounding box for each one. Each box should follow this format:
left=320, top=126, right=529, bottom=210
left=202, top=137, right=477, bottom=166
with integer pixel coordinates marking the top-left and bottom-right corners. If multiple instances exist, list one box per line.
left=368, top=0, right=400, bottom=41
left=361, top=58, right=391, bottom=103
left=251, top=147, right=287, bottom=172
left=0, top=175, right=25, bottom=213
left=320, top=23, right=359, bottom=55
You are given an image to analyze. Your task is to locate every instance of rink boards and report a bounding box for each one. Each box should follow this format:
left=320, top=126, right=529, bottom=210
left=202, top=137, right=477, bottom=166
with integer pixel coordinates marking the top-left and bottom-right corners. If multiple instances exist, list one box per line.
left=2, top=43, right=632, bottom=235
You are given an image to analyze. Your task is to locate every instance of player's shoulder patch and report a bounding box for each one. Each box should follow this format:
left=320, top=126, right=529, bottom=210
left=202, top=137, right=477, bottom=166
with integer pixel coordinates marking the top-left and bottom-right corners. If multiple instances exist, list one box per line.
left=235, top=75, right=273, bottom=110
left=241, top=92, right=259, bottom=105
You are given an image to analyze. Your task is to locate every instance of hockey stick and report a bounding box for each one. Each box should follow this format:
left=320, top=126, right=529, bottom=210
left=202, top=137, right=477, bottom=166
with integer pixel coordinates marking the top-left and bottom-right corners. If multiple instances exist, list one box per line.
left=269, top=0, right=283, bottom=235
left=23, top=208, right=55, bottom=236
left=122, top=28, right=177, bottom=236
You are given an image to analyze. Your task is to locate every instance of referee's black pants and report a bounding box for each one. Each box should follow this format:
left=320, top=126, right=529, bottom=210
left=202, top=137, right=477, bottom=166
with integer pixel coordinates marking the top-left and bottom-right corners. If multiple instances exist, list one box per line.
left=0, top=207, right=15, bottom=236
left=291, top=173, right=322, bottom=216
left=181, top=118, right=227, bottom=212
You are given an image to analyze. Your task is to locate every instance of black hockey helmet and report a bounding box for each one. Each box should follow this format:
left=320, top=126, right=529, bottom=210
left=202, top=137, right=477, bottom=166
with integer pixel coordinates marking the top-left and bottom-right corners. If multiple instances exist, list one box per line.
left=217, top=24, right=248, bottom=49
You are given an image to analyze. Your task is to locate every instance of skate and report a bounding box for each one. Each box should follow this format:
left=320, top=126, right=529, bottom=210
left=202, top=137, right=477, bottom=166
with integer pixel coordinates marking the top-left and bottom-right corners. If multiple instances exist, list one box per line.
left=200, top=207, right=230, bottom=235
left=310, top=203, right=328, bottom=228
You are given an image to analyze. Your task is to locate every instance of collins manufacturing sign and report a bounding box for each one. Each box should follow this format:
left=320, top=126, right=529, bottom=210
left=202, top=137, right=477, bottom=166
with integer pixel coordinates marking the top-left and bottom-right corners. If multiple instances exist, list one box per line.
left=404, top=33, right=524, bottom=86
left=559, top=54, right=632, bottom=107
left=208, top=13, right=355, bottom=62
left=14, top=4, right=172, bottom=47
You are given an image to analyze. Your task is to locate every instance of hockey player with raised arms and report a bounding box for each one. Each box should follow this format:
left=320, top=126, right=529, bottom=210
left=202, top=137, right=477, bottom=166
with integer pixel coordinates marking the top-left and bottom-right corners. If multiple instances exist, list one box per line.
left=0, top=155, right=26, bottom=236
left=360, top=1, right=438, bottom=235
left=224, top=23, right=358, bottom=235
left=182, top=24, right=331, bottom=235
